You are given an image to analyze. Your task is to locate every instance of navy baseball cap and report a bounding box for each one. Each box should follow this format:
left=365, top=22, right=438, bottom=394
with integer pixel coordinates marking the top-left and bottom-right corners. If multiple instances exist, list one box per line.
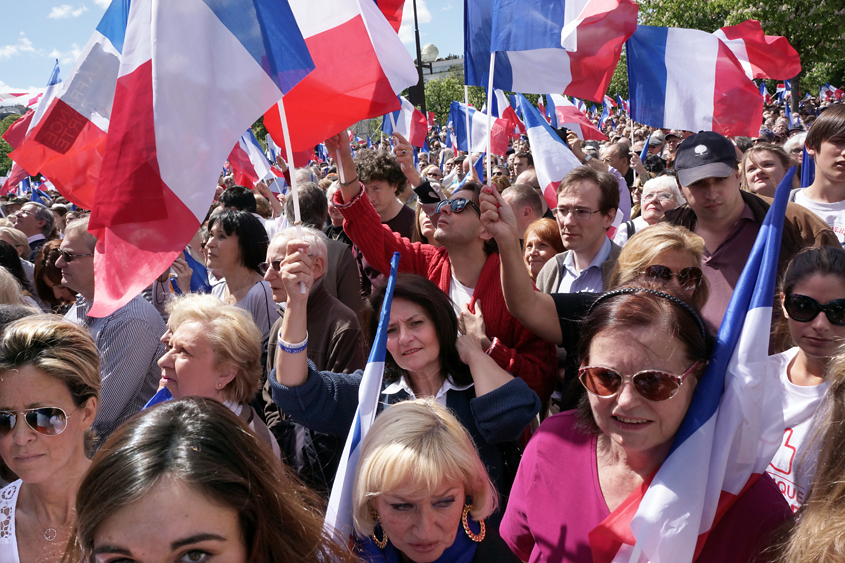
left=674, top=131, right=738, bottom=187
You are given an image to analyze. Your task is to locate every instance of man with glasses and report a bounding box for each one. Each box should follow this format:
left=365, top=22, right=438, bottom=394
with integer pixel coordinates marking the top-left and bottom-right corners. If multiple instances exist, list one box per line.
left=535, top=167, right=621, bottom=295
left=326, top=131, right=557, bottom=405
left=57, top=217, right=166, bottom=447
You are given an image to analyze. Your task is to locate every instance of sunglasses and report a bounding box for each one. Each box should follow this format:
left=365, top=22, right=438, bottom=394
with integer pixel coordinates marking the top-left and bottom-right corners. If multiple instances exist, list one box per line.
left=492, top=171, right=505, bottom=177
left=0, top=406, right=78, bottom=439
left=258, top=260, right=282, bottom=276
left=435, top=198, right=481, bottom=216
left=642, top=265, right=703, bottom=292
left=784, top=294, right=845, bottom=326
left=579, top=361, right=700, bottom=402
left=58, top=249, right=94, bottom=263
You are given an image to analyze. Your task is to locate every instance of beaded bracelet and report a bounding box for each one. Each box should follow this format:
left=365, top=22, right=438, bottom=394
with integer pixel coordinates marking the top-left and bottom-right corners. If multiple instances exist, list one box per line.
left=278, top=331, right=308, bottom=354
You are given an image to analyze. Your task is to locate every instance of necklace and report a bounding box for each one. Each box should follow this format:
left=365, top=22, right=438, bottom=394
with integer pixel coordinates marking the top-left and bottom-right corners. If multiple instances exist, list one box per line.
left=30, top=497, right=73, bottom=542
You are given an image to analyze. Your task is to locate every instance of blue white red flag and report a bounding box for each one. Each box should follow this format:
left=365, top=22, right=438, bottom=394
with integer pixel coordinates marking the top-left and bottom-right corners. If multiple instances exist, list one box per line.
left=381, top=95, right=427, bottom=147
left=325, top=252, right=401, bottom=539
left=466, top=0, right=637, bottom=101
left=616, top=94, right=628, bottom=113
left=714, top=20, right=801, bottom=81
left=627, top=25, right=763, bottom=138
left=759, top=82, right=773, bottom=105
left=544, top=95, right=560, bottom=129
left=228, top=129, right=275, bottom=188
left=603, top=95, right=617, bottom=109
left=599, top=102, right=611, bottom=129
left=457, top=152, right=486, bottom=190
left=591, top=170, right=793, bottom=563
left=86, top=0, right=315, bottom=317
left=549, top=94, right=606, bottom=141
left=446, top=101, right=510, bottom=156
left=820, top=83, right=843, bottom=101
left=490, top=89, right=526, bottom=138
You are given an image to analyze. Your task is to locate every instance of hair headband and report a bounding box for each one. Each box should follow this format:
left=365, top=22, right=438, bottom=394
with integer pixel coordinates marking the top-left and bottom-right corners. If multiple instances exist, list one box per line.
left=587, top=287, right=708, bottom=341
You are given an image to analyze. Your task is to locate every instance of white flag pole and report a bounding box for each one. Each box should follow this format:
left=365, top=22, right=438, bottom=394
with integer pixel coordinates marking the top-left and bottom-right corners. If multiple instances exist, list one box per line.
left=464, top=85, right=472, bottom=158
left=486, top=53, right=496, bottom=183
left=275, top=95, right=306, bottom=293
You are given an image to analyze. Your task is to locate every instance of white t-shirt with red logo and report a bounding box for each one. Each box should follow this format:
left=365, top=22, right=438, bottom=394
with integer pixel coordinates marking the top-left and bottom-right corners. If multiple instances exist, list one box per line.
left=766, top=347, right=830, bottom=512
left=794, top=190, right=845, bottom=246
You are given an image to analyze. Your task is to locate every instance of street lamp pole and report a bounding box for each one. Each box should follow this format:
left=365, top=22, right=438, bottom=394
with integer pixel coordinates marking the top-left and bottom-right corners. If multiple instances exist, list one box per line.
left=412, top=0, right=426, bottom=118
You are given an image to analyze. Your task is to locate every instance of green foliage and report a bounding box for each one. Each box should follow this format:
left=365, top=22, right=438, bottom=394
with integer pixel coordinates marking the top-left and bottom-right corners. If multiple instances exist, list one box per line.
left=638, top=0, right=733, bottom=32
left=606, top=51, right=628, bottom=101
left=0, top=115, right=21, bottom=177
left=251, top=116, right=267, bottom=149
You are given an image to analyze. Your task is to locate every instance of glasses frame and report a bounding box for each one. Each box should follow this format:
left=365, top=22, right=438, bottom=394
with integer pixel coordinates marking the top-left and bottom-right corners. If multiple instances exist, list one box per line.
left=552, top=207, right=604, bottom=221
left=258, top=259, right=283, bottom=276
left=784, top=294, right=845, bottom=326
left=0, top=406, right=79, bottom=439
left=58, top=249, right=94, bottom=263
left=578, top=361, right=700, bottom=402
left=642, top=265, right=703, bottom=292
left=435, top=198, right=481, bottom=217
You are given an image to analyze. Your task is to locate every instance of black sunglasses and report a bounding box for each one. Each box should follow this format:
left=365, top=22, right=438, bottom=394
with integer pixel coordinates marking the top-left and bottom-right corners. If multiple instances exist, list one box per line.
left=435, top=198, right=481, bottom=217
left=784, top=294, right=845, bottom=326
left=642, top=265, right=703, bottom=292
left=579, top=362, right=700, bottom=402
left=0, top=406, right=78, bottom=438
left=59, top=250, right=94, bottom=263
left=258, top=260, right=283, bottom=276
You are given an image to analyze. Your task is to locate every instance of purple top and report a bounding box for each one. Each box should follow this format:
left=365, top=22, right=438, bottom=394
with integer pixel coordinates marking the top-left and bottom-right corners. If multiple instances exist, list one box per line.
left=501, top=411, right=790, bottom=563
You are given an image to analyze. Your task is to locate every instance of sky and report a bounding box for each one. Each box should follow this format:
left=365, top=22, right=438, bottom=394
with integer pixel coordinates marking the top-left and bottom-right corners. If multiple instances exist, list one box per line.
left=0, top=0, right=465, bottom=93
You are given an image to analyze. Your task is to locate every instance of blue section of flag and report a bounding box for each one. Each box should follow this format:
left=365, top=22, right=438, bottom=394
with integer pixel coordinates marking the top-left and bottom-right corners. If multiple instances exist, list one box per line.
left=46, top=60, right=61, bottom=87
left=801, top=146, right=815, bottom=189
left=626, top=26, right=669, bottom=128
left=143, top=386, right=173, bottom=409
left=184, top=250, right=213, bottom=293
left=365, top=252, right=400, bottom=367
left=30, top=189, right=48, bottom=206
left=640, top=133, right=651, bottom=163
left=382, top=97, right=401, bottom=135
left=96, top=0, right=131, bottom=54
left=457, top=153, right=486, bottom=189
left=490, top=0, right=566, bottom=51
left=545, top=94, right=559, bottom=128
left=199, top=0, right=314, bottom=94
left=463, top=0, right=513, bottom=88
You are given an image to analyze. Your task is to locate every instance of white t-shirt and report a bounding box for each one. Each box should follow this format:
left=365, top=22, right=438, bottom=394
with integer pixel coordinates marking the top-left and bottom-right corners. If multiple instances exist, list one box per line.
left=0, top=480, right=22, bottom=563
left=766, top=347, right=830, bottom=512
left=794, top=190, right=845, bottom=246
left=449, top=275, right=474, bottom=316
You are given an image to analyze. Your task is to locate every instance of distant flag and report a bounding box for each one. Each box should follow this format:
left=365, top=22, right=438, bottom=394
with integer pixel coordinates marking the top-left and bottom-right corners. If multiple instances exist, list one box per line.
left=784, top=102, right=801, bottom=129
left=640, top=133, right=651, bottom=163
left=801, top=145, right=815, bottom=189
left=800, top=93, right=811, bottom=106
left=713, top=20, right=801, bottom=80
left=457, top=152, right=486, bottom=189
left=420, top=138, right=430, bottom=156
left=367, top=136, right=373, bottom=148
left=446, top=101, right=510, bottom=155
left=759, top=82, right=773, bottom=105
left=544, top=95, right=559, bottom=128
left=490, top=88, right=526, bottom=138
left=228, top=129, right=275, bottom=188
left=317, top=143, right=330, bottom=163
left=266, top=134, right=281, bottom=163
left=426, top=111, right=435, bottom=129
left=616, top=94, right=629, bottom=113
left=381, top=95, right=427, bottom=147
left=603, top=95, right=617, bottom=109
left=325, top=252, right=400, bottom=539
left=30, top=188, right=50, bottom=206
left=549, top=94, right=606, bottom=141
left=599, top=102, right=611, bottom=129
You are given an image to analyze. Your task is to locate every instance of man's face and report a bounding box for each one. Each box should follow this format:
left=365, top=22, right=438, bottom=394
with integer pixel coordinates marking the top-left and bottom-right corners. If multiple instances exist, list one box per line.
left=554, top=180, right=614, bottom=253
left=363, top=180, right=398, bottom=217
left=12, top=204, right=45, bottom=238
left=56, top=232, right=95, bottom=299
left=680, top=170, right=743, bottom=226
left=600, top=146, right=627, bottom=171
left=444, top=159, right=454, bottom=174
left=433, top=189, right=485, bottom=248
left=513, top=157, right=529, bottom=177
left=807, top=137, right=845, bottom=185
left=263, top=240, right=288, bottom=303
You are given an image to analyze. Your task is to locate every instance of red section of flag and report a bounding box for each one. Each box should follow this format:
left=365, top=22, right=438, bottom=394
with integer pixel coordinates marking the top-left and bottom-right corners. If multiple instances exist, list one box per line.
left=717, top=20, right=801, bottom=80
left=589, top=472, right=655, bottom=562
left=227, top=141, right=259, bottom=188
left=1, top=162, right=29, bottom=196
left=375, top=0, right=404, bottom=33
left=712, top=40, right=764, bottom=138
left=1, top=110, right=34, bottom=150
left=426, top=111, right=435, bottom=128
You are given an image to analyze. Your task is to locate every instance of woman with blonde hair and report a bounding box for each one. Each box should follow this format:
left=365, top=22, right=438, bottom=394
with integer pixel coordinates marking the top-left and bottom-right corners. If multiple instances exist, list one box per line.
left=0, top=316, right=100, bottom=563
left=353, top=399, right=515, bottom=562
left=0, top=267, right=38, bottom=309
left=740, top=143, right=793, bottom=198
left=158, top=293, right=280, bottom=458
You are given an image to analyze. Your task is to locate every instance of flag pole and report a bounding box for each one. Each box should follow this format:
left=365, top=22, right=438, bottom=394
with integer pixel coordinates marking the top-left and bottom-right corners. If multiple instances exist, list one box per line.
left=275, top=95, right=306, bottom=294
left=486, top=53, right=496, bottom=183
left=630, top=117, right=638, bottom=187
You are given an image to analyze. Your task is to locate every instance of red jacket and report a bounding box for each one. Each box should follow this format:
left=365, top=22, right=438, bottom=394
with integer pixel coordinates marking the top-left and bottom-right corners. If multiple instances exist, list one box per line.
left=336, top=189, right=556, bottom=403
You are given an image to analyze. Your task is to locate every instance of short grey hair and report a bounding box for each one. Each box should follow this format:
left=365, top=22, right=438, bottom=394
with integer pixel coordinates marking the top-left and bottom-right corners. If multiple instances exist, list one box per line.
left=783, top=132, right=807, bottom=156
left=269, top=226, right=328, bottom=265
left=64, top=217, right=98, bottom=251
left=643, top=175, right=685, bottom=205
left=25, top=202, right=55, bottom=237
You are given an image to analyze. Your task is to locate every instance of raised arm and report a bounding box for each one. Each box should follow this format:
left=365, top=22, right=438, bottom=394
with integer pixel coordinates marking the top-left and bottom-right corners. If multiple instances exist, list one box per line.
left=325, top=132, right=360, bottom=203
left=273, top=240, right=313, bottom=388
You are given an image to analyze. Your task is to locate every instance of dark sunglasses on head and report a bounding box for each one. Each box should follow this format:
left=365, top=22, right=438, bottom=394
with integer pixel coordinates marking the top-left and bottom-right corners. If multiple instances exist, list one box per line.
left=258, top=260, right=283, bottom=276
left=435, top=198, right=481, bottom=216
left=58, top=249, right=94, bottom=263
left=0, top=406, right=77, bottom=439
left=579, top=362, right=700, bottom=402
left=642, top=265, right=703, bottom=292
left=784, top=294, right=845, bottom=326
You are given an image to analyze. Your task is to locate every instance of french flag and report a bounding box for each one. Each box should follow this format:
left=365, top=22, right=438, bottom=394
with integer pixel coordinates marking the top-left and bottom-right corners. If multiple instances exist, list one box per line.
left=446, top=101, right=510, bottom=156
left=603, top=94, right=617, bottom=108
left=759, top=82, right=773, bottom=105
left=86, top=0, right=315, bottom=317
left=713, top=20, right=801, bottom=81
left=549, top=94, right=607, bottom=141
left=592, top=170, right=793, bottom=563
left=627, top=25, right=763, bottom=138
left=9, top=1, right=128, bottom=210
left=263, top=0, right=418, bottom=153
left=820, top=83, right=843, bottom=101
left=381, top=95, right=427, bottom=147
left=228, top=129, right=275, bottom=188
left=599, top=101, right=611, bottom=129
left=373, top=0, right=405, bottom=33
left=466, top=0, right=638, bottom=101
left=616, top=94, right=628, bottom=113
left=325, top=252, right=400, bottom=538
left=544, top=95, right=560, bottom=128
left=491, top=88, right=526, bottom=138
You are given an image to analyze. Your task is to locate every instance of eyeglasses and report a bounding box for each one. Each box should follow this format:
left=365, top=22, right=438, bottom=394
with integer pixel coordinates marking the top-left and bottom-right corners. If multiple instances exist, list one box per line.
left=58, top=250, right=94, bottom=263
left=642, top=265, right=703, bottom=292
left=641, top=192, right=675, bottom=203
left=492, top=171, right=505, bottom=177
left=579, top=362, right=700, bottom=402
left=0, top=406, right=78, bottom=439
left=552, top=207, right=603, bottom=221
left=435, top=198, right=481, bottom=216
left=258, top=260, right=283, bottom=275
left=784, top=294, right=845, bottom=326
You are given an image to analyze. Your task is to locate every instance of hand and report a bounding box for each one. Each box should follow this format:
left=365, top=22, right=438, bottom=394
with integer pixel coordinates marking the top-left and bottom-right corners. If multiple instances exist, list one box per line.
left=478, top=185, right=520, bottom=243
left=325, top=132, right=352, bottom=159
left=566, top=131, right=586, bottom=161
left=254, top=180, right=270, bottom=197
left=459, top=299, right=491, bottom=350
left=455, top=332, right=486, bottom=365
left=630, top=153, right=647, bottom=176
left=274, top=155, right=288, bottom=173
left=171, top=256, right=193, bottom=294
left=281, top=240, right=314, bottom=306
left=392, top=133, right=424, bottom=187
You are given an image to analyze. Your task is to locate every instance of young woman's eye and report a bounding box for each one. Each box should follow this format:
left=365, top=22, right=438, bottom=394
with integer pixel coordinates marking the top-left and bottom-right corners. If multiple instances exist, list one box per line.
left=179, top=550, right=210, bottom=563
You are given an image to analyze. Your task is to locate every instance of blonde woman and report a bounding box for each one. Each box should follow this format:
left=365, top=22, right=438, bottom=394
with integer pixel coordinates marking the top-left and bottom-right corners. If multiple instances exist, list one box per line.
left=0, top=267, right=38, bottom=309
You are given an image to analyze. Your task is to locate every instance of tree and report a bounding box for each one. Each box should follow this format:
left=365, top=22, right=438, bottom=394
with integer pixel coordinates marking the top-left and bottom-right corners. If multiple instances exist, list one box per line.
left=0, top=115, right=21, bottom=176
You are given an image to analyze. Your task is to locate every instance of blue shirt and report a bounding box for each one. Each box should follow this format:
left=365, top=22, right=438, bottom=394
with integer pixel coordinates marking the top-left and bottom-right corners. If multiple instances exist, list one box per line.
left=558, top=236, right=612, bottom=294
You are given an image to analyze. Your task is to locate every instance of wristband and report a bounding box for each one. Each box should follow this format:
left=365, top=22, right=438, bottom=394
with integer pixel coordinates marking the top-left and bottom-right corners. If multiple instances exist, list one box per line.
left=340, top=175, right=359, bottom=187
left=278, top=331, right=308, bottom=354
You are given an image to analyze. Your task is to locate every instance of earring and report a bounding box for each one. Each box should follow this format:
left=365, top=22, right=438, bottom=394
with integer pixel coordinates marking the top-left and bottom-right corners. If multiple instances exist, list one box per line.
left=461, top=504, right=485, bottom=543
left=371, top=510, right=388, bottom=549
left=217, top=382, right=223, bottom=389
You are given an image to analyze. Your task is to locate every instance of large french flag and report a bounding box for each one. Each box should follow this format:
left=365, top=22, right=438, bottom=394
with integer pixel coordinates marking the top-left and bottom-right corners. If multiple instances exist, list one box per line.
left=381, top=95, right=427, bottom=148
left=465, top=0, right=637, bottom=101
left=325, top=252, right=400, bottom=538
left=86, top=0, right=314, bottom=317
left=263, top=0, right=418, bottom=154
left=9, top=2, right=128, bottom=210
left=627, top=25, right=763, bottom=138
left=713, top=20, right=801, bottom=81
left=447, top=101, right=510, bottom=156
left=227, top=129, right=275, bottom=189
left=549, top=93, right=607, bottom=141
left=591, top=171, right=793, bottom=563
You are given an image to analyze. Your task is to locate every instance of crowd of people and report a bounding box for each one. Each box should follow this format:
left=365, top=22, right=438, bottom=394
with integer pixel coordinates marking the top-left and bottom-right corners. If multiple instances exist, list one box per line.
left=0, top=96, right=844, bottom=563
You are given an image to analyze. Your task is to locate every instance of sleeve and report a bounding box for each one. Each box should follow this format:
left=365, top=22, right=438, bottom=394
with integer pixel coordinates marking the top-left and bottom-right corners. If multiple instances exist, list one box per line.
left=268, top=361, right=363, bottom=436
left=500, top=431, right=539, bottom=561
left=469, top=378, right=541, bottom=443
left=535, top=255, right=560, bottom=294
left=326, top=326, right=367, bottom=374
left=551, top=292, right=598, bottom=351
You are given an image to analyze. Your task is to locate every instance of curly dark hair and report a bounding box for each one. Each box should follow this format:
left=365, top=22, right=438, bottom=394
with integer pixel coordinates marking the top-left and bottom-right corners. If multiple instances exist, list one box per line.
left=354, top=148, right=407, bottom=195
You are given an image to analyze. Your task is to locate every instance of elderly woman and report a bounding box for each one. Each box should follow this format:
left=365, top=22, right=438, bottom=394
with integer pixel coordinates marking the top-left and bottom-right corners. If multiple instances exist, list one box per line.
left=158, top=293, right=280, bottom=458
left=523, top=218, right=564, bottom=281
left=65, top=398, right=357, bottom=563
left=741, top=143, right=792, bottom=198
left=501, top=285, right=791, bottom=561
left=614, top=175, right=685, bottom=246
left=0, top=316, right=100, bottom=563
left=354, top=399, right=516, bottom=563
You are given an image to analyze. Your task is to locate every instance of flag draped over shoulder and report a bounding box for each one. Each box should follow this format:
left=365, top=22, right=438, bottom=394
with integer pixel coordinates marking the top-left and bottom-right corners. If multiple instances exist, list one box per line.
left=325, top=252, right=401, bottom=539
left=87, top=0, right=315, bottom=317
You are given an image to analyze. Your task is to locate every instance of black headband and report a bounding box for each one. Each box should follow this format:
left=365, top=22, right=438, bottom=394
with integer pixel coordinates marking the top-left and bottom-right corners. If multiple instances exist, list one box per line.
left=587, top=287, right=708, bottom=341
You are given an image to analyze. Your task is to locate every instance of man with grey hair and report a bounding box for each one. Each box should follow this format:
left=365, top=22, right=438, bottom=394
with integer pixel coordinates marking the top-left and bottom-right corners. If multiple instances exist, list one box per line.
left=12, top=201, right=54, bottom=260
left=57, top=217, right=166, bottom=447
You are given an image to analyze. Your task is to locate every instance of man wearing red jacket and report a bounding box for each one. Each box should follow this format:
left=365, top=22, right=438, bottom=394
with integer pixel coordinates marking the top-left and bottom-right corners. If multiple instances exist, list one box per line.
left=326, top=132, right=556, bottom=405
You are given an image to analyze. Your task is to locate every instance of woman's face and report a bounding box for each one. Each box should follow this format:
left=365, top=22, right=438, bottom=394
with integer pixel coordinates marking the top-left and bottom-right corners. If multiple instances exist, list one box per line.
left=385, top=299, right=441, bottom=379
left=523, top=232, right=557, bottom=280
left=586, top=327, right=698, bottom=458
left=371, top=480, right=465, bottom=563
left=638, top=249, right=700, bottom=302
left=783, top=273, right=845, bottom=361
left=45, top=275, right=76, bottom=304
left=744, top=151, right=787, bottom=198
left=640, top=186, right=679, bottom=225
left=418, top=211, right=437, bottom=242
left=157, top=321, right=235, bottom=401
left=93, top=476, right=247, bottom=563
left=0, top=365, right=96, bottom=483
left=204, top=224, right=241, bottom=271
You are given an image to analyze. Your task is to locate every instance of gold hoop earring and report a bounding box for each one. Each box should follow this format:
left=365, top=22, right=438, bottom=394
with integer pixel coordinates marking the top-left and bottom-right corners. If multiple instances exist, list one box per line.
left=371, top=510, right=388, bottom=549
left=461, top=504, right=485, bottom=543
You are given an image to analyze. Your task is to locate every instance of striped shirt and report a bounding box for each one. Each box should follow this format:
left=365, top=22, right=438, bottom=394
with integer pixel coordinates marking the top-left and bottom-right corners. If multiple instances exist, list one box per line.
left=65, top=294, right=167, bottom=446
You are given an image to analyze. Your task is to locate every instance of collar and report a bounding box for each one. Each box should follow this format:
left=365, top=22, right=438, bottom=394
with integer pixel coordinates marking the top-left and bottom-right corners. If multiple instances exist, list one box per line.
left=27, top=233, right=45, bottom=244
left=383, top=375, right=473, bottom=401
left=563, top=236, right=612, bottom=275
